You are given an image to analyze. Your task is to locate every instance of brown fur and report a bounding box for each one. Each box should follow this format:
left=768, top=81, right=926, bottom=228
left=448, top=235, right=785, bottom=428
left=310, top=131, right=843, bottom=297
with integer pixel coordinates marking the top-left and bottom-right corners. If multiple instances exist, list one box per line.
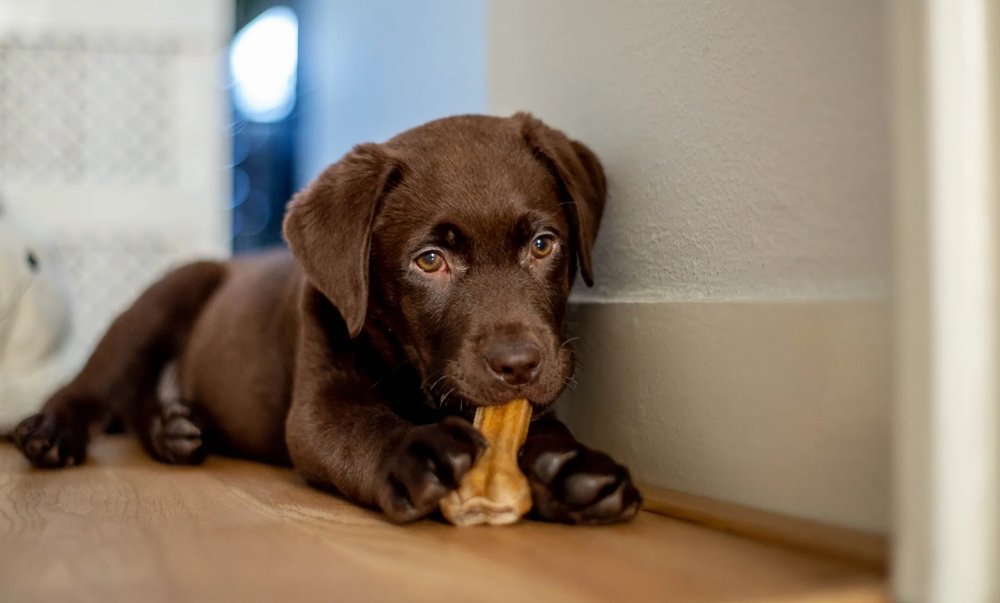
left=14, top=114, right=640, bottom=524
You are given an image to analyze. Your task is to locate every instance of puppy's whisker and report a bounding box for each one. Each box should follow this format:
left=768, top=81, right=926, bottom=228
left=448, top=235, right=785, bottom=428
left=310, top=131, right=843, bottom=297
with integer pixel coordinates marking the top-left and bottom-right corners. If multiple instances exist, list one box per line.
left=560, top=337, right=580, bottom=348
left=425, top=373, right=448, bottom=393
left=441, top=388, right=456, bottom=406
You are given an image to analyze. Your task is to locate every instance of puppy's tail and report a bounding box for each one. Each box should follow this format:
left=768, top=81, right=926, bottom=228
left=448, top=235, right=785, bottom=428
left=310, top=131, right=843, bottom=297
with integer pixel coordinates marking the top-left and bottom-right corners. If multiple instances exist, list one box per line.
left=13, top=260, right=226, bottom=467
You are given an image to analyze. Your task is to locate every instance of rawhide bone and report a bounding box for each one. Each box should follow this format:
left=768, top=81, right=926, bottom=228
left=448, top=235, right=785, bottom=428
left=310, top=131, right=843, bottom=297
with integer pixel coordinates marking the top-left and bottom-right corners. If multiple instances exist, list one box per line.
left=440, top=398, right=533, bottom=526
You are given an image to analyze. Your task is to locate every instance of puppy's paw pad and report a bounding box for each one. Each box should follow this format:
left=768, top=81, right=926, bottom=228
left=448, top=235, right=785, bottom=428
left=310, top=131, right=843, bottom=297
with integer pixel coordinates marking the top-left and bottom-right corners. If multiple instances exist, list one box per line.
left=13, top=411, right=88, bottom=469
left=377, top=418, right=487, bottom=523
left=149, top=403, right=206, bottom=465
left=522, top=445, right=642, bottom=524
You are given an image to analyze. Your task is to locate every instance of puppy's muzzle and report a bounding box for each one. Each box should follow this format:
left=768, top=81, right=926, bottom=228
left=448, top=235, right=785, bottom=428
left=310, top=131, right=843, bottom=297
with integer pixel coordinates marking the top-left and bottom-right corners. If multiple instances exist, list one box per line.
left=484, top=340, right=542, bottom=387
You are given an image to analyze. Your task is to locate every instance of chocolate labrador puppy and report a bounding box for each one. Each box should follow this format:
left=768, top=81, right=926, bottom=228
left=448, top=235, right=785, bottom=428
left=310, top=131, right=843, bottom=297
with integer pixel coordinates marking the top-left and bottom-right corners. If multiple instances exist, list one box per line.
left=14, top=113, right=641, bottom=524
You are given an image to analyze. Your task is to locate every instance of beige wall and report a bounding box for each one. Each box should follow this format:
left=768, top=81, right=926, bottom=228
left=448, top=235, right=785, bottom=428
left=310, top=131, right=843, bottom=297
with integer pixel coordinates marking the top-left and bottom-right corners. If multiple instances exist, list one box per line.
left=489, top=0, right=892, bottom=532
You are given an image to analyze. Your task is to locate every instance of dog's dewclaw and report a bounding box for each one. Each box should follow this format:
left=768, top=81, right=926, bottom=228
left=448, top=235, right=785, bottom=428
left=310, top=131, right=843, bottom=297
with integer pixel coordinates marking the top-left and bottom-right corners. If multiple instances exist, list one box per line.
left=440, top=398, right=533, bottom=526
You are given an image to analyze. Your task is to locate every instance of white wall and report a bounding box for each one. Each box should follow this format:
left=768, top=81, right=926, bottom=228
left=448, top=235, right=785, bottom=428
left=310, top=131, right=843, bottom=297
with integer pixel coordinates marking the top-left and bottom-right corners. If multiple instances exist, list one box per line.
left=490, top=0, right=892, bottom=532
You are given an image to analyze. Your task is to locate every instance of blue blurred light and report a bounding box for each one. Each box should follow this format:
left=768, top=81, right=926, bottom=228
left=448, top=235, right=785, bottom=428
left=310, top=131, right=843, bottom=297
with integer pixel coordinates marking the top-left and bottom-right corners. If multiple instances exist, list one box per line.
left=230, top=6, right=298, bottom=123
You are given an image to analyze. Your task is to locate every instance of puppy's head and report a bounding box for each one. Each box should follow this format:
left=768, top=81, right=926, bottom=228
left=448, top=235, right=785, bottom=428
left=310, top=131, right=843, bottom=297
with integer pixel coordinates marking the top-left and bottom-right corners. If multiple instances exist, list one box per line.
left=284, top=114, right=605, bottom=410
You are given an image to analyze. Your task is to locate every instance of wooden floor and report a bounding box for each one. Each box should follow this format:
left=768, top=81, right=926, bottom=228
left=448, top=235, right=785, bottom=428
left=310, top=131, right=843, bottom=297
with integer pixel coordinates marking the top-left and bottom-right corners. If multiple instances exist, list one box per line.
left=0, top=437, right=885, bottom=602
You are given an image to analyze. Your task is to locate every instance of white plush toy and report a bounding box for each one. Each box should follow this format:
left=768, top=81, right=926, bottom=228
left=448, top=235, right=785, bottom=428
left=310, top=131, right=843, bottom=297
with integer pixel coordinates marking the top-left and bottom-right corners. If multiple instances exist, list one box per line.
left=0, top=204, right=72, bottom=434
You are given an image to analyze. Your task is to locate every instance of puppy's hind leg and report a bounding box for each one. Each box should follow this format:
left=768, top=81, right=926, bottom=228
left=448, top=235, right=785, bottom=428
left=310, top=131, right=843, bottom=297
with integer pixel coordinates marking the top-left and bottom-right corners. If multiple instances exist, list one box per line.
left=14, top=261, right=226, bottom=468
left=140, top=362, right=209, bottom=465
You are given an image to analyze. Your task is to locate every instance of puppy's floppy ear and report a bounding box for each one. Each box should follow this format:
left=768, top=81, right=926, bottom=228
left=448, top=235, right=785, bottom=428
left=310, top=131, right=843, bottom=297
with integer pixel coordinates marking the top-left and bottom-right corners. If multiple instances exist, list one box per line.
left=516, top=112, right=607, bottom=286
left=283, top=143, right=401, bottom=337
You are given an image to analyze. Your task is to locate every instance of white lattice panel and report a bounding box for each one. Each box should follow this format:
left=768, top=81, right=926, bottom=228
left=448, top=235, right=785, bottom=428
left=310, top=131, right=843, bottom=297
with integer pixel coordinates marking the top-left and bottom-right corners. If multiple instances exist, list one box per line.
left=54, top=231, right=194, bottom=364
left=0, top=35, right=176, bottom=185
left=0, top=0, right=231, bottom=414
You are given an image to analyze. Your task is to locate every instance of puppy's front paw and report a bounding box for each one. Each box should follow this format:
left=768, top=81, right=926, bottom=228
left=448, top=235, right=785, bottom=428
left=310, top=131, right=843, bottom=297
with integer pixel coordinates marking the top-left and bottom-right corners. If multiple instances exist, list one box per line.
left=13, top=410, right=89, bottom=469
left=377, top=417, right=487, bottom=523
left=520, top=438, right=641, bottom=524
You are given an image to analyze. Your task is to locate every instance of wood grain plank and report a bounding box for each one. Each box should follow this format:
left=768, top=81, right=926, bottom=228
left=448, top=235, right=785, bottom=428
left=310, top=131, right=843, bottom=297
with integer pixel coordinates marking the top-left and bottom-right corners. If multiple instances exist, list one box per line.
left=0, top=437, right=886, bottom=602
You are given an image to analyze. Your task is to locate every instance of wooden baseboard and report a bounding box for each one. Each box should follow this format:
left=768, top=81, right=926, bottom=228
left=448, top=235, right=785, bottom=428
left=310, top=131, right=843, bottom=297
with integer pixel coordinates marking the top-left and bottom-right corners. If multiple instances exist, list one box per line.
left=640, top=484, right=888, bottom=570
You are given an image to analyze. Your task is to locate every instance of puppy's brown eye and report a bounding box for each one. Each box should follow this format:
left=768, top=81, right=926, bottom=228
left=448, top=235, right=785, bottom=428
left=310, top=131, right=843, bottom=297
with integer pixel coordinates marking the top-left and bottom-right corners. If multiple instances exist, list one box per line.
left=530, top=235, right=555, bottom=259
left=415, top=250, right=446, bottom=273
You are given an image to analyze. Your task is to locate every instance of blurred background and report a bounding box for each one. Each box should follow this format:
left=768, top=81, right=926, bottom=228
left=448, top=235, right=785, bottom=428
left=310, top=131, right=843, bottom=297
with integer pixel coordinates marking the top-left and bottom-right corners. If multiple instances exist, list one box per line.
left=229, top=0, right=484, bottom=251
left=0, top=0, right=486, bottom=422
left=0, top=1, right=996, bottom=601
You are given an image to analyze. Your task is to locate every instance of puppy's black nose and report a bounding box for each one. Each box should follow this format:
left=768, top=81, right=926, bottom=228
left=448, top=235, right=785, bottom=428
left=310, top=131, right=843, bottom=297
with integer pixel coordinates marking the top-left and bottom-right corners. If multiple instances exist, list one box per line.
left=486, top=342, right=541, bottom=386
